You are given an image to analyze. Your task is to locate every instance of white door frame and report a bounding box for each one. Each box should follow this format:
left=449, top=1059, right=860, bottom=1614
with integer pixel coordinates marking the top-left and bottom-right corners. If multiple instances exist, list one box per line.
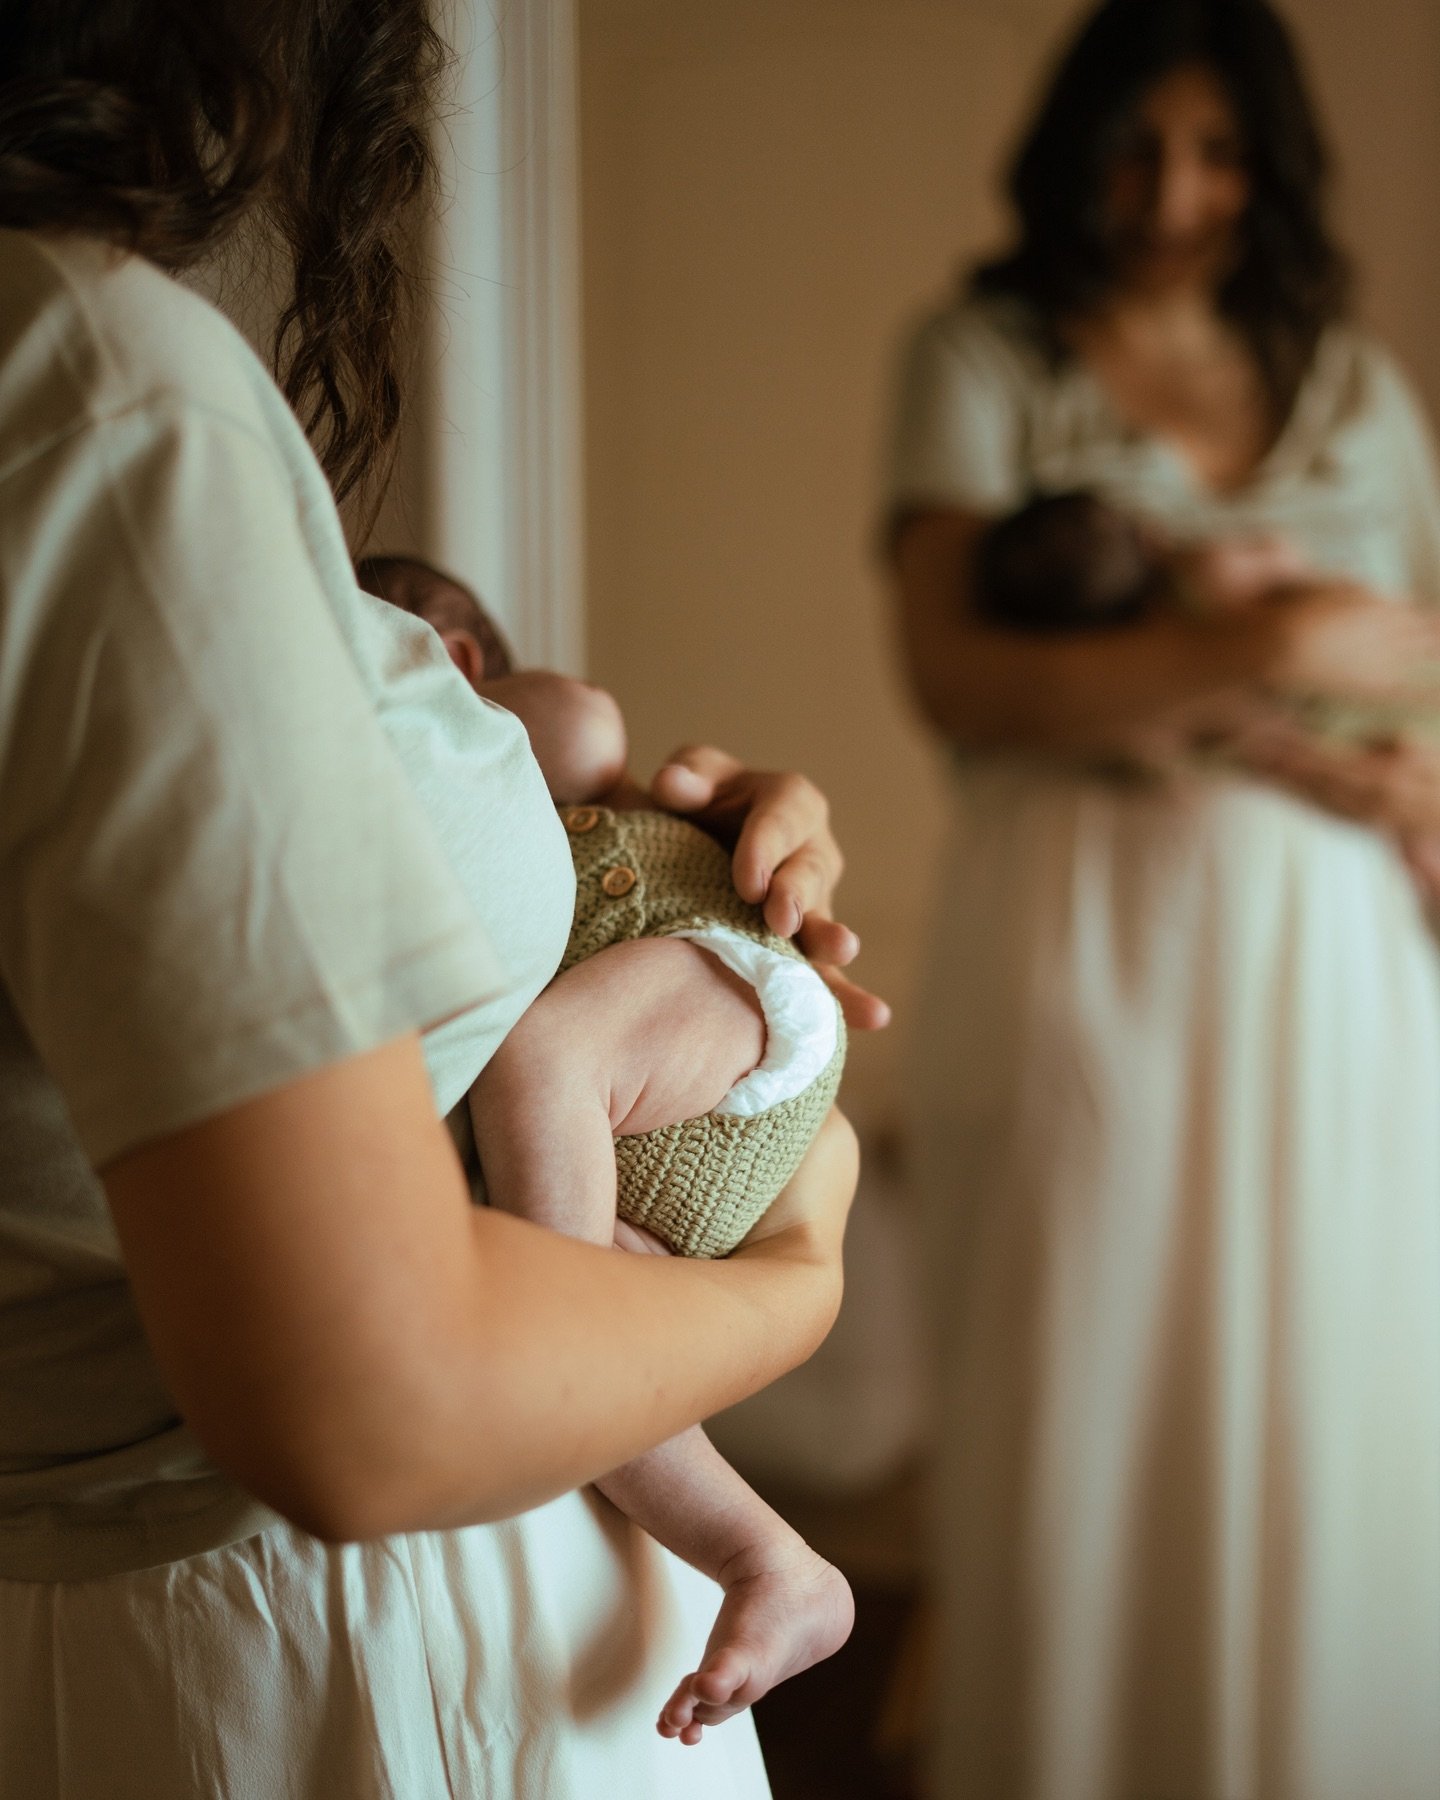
left=418, top=0, right=586, bottom=672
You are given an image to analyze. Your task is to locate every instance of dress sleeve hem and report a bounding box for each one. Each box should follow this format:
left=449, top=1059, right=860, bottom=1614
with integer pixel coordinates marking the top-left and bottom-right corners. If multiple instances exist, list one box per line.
left=79, top=919, right=506, bottom=1171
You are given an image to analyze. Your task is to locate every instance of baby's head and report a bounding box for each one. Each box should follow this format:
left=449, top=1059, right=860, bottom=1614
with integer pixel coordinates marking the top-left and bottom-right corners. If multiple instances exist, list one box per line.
left=358, top=553, right=627, bottom=804
left=974, top=493, right=1310, bottom=630
left=974, top=491, right=1164, bottom=631
left=356, top=554, right=515, bottom=682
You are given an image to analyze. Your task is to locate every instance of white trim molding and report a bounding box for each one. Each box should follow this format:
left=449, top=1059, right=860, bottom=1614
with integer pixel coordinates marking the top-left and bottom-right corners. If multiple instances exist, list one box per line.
left=416, top=0, right=586, bottom=672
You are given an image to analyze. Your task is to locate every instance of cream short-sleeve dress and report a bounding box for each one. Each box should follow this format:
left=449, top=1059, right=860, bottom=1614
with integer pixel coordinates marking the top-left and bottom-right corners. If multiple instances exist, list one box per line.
left=0, top=232, right=770, bottom=1800
left=888, top=295, right=1440, bottom=1800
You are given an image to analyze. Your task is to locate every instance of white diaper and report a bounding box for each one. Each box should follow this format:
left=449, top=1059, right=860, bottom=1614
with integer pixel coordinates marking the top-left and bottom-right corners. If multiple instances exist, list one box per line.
left=671, top=926, right=840, bottom=1118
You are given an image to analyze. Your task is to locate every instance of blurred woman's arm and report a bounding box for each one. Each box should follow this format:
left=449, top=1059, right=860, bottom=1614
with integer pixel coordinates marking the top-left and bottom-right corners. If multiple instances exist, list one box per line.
left=1231, top=724, right=1440, bottom=840
left=890, top=507, right=1440, bottom=754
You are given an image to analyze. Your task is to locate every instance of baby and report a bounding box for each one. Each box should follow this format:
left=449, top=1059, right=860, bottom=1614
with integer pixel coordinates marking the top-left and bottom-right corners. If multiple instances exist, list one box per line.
left=973, top=488, right=1438, bottom=746
left=358, top=556, right=854, bottom=1747
left=973, top=486, right=1328, bottom=629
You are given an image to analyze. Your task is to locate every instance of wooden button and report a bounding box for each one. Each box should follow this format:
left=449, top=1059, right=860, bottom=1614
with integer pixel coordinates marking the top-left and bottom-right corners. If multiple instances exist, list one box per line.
left=601, top=865, right=637, bottom=898
left=565, top=807, right=600, bottom=834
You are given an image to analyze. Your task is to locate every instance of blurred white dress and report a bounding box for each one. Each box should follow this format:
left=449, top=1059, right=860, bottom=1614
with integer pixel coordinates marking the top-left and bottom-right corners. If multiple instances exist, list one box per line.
left=888, top=297, right=1440, bottom=1800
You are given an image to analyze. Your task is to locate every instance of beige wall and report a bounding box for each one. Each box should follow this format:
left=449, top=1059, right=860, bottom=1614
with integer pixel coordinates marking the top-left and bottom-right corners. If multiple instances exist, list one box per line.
left=578, top=0, right=1440, bottom=1132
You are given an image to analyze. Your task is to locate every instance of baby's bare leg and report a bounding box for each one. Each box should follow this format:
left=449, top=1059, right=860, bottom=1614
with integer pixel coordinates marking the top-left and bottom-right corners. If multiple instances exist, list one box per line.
left=468, top=938, right=853, bottom=1742
left=606, top=1427, right=854, bottom=1746
left=468, top=936, right=766, bottom=1240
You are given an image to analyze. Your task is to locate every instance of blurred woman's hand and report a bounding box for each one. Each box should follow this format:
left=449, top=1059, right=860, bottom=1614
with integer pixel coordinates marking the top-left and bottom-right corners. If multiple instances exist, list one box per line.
left=1400, top=831, right=1440, bottom=909
left=650, top=745, right=892, bottom=1031
left=1231, top=719, right=1440, bottom=839
left=1257, top=583, right=1440, bottom=704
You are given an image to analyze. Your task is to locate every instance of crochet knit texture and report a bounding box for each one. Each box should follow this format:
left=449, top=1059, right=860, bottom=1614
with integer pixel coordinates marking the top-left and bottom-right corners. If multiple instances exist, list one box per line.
left=558, top=805, right=846, bottom=1258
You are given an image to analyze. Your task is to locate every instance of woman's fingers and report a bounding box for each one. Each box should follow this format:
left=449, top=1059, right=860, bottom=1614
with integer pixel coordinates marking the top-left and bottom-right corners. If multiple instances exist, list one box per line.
left=647, top=744, right=889, bottom=1024
left=792, top=904, right=891, bottom=1031
left=1239, top=730, right=1375, bottom=816
left=737, top=1109, right=860, bottom=1259
left=649, top=746, right=844, bottom=919
left=1401, top=831, right=1440, bottom=905
left=741, top=794, right=831, bottom=904
left=759, top=831, right=843, bottom=933
left=1272, top=588, right=1440, bottom=702
left=794, top=912, right=859, bottom=967
left=816, top=964, right=893, bottom=1033
left=1236, top=726, right=1440, bottom=833
left=649, top=745, right=746, bottom=816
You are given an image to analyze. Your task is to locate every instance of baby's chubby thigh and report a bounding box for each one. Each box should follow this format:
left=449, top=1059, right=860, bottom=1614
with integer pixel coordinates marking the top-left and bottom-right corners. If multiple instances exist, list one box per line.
left=465, top=939, right=768, bottom=1241
left=538, top=937, right=769, bottom=1136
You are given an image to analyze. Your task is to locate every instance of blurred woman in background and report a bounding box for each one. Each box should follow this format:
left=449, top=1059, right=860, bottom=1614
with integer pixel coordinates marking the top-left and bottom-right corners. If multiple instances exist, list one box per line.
left=885, top=1, right=1440, bottom=1794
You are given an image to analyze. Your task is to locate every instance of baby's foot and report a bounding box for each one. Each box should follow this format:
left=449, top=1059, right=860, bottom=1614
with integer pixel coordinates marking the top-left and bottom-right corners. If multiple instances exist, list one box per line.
left=657, top=1541, right=854, bottom=1746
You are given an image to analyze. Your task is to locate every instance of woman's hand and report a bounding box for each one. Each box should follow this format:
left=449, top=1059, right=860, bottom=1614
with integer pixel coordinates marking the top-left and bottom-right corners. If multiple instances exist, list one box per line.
left=649, top=745, right=892, bottom=1031
left=1231, top=719, right=1440, bottom=901
left=1400, top=831, right=1440, bottom=909
left=733, top=1109, right=860, bottom=1275
left=614, top=1105, right=860, bottom=1276
left=1258, top=582, right=1440, bottom=704
left=616, top=1110, right=859, bottom=1357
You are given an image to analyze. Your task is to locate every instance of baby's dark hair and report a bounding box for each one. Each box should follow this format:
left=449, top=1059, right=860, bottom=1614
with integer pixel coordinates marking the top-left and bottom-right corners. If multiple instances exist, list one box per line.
left=974, top=490, right=1159, bottom=631
left=356, top=553, right=514, bottom=677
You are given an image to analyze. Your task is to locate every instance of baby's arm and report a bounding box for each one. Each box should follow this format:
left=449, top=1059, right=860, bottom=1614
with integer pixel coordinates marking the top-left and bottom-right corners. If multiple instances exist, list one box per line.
left=468, top=937, right=766, bottom=1243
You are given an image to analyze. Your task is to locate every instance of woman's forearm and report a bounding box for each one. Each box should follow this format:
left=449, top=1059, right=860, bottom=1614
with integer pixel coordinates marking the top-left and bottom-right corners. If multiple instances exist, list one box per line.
left=405, top=1192, right=843, bottom=1534
left=103, top=1036, right=854, bottom=1542
left=913, top=609, right=1271, bottom=752
left=891, top=510, right=1277, bottom=752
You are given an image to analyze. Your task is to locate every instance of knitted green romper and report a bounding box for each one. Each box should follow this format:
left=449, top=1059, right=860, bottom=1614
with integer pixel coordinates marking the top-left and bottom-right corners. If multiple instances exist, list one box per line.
left=554, top=803, right=846, bottom=1258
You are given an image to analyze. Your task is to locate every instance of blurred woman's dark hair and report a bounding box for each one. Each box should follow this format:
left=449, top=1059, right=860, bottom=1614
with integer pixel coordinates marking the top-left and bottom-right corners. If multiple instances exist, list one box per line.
left=0, top=1, right=446, bottom=508
left=971, top=0, right=1351, bottom=415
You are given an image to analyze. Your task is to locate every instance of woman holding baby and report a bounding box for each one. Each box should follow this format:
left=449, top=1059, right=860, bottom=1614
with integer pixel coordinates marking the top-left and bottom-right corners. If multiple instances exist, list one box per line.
left=0, top=5, right=874, bottom=1797
left=887, top=0, right=1440, bottom=1794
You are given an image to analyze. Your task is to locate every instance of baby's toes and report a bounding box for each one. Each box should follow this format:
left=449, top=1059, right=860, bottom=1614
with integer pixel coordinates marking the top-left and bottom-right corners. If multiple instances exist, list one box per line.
left=690, top=1691, right=755, bottom=1729
left=691, top=1646, right=752, bottom=1707
left=657, top=1678, right=701, bottom=1739
left=687, top=1671, right=765, bottom=1730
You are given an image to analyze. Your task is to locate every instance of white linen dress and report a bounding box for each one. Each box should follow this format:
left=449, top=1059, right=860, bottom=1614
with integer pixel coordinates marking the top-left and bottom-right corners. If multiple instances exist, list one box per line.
left=0, top=231, right=770, bottom=1799
left=887, top=296, right=1440, bottom=1800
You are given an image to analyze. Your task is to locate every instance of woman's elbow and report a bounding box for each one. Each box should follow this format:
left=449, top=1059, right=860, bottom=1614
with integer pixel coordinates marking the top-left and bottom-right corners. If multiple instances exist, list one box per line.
left=188, top=1412, right=414, bottom=1544
left=191, top=1356, right=558, bottom=1544
left=180, top=1367, right=455, bottom=1544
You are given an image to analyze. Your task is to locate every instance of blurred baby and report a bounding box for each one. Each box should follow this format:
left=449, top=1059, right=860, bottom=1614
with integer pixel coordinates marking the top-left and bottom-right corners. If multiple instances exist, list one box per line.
left=971, top=489, right=1437, bottom=751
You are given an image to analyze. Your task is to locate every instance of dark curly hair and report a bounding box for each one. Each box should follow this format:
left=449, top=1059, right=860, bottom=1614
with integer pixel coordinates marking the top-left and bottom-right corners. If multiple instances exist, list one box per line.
left=0, top=0, right=447, bottom=509
left=971, top=0, right=1351, bottom=415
